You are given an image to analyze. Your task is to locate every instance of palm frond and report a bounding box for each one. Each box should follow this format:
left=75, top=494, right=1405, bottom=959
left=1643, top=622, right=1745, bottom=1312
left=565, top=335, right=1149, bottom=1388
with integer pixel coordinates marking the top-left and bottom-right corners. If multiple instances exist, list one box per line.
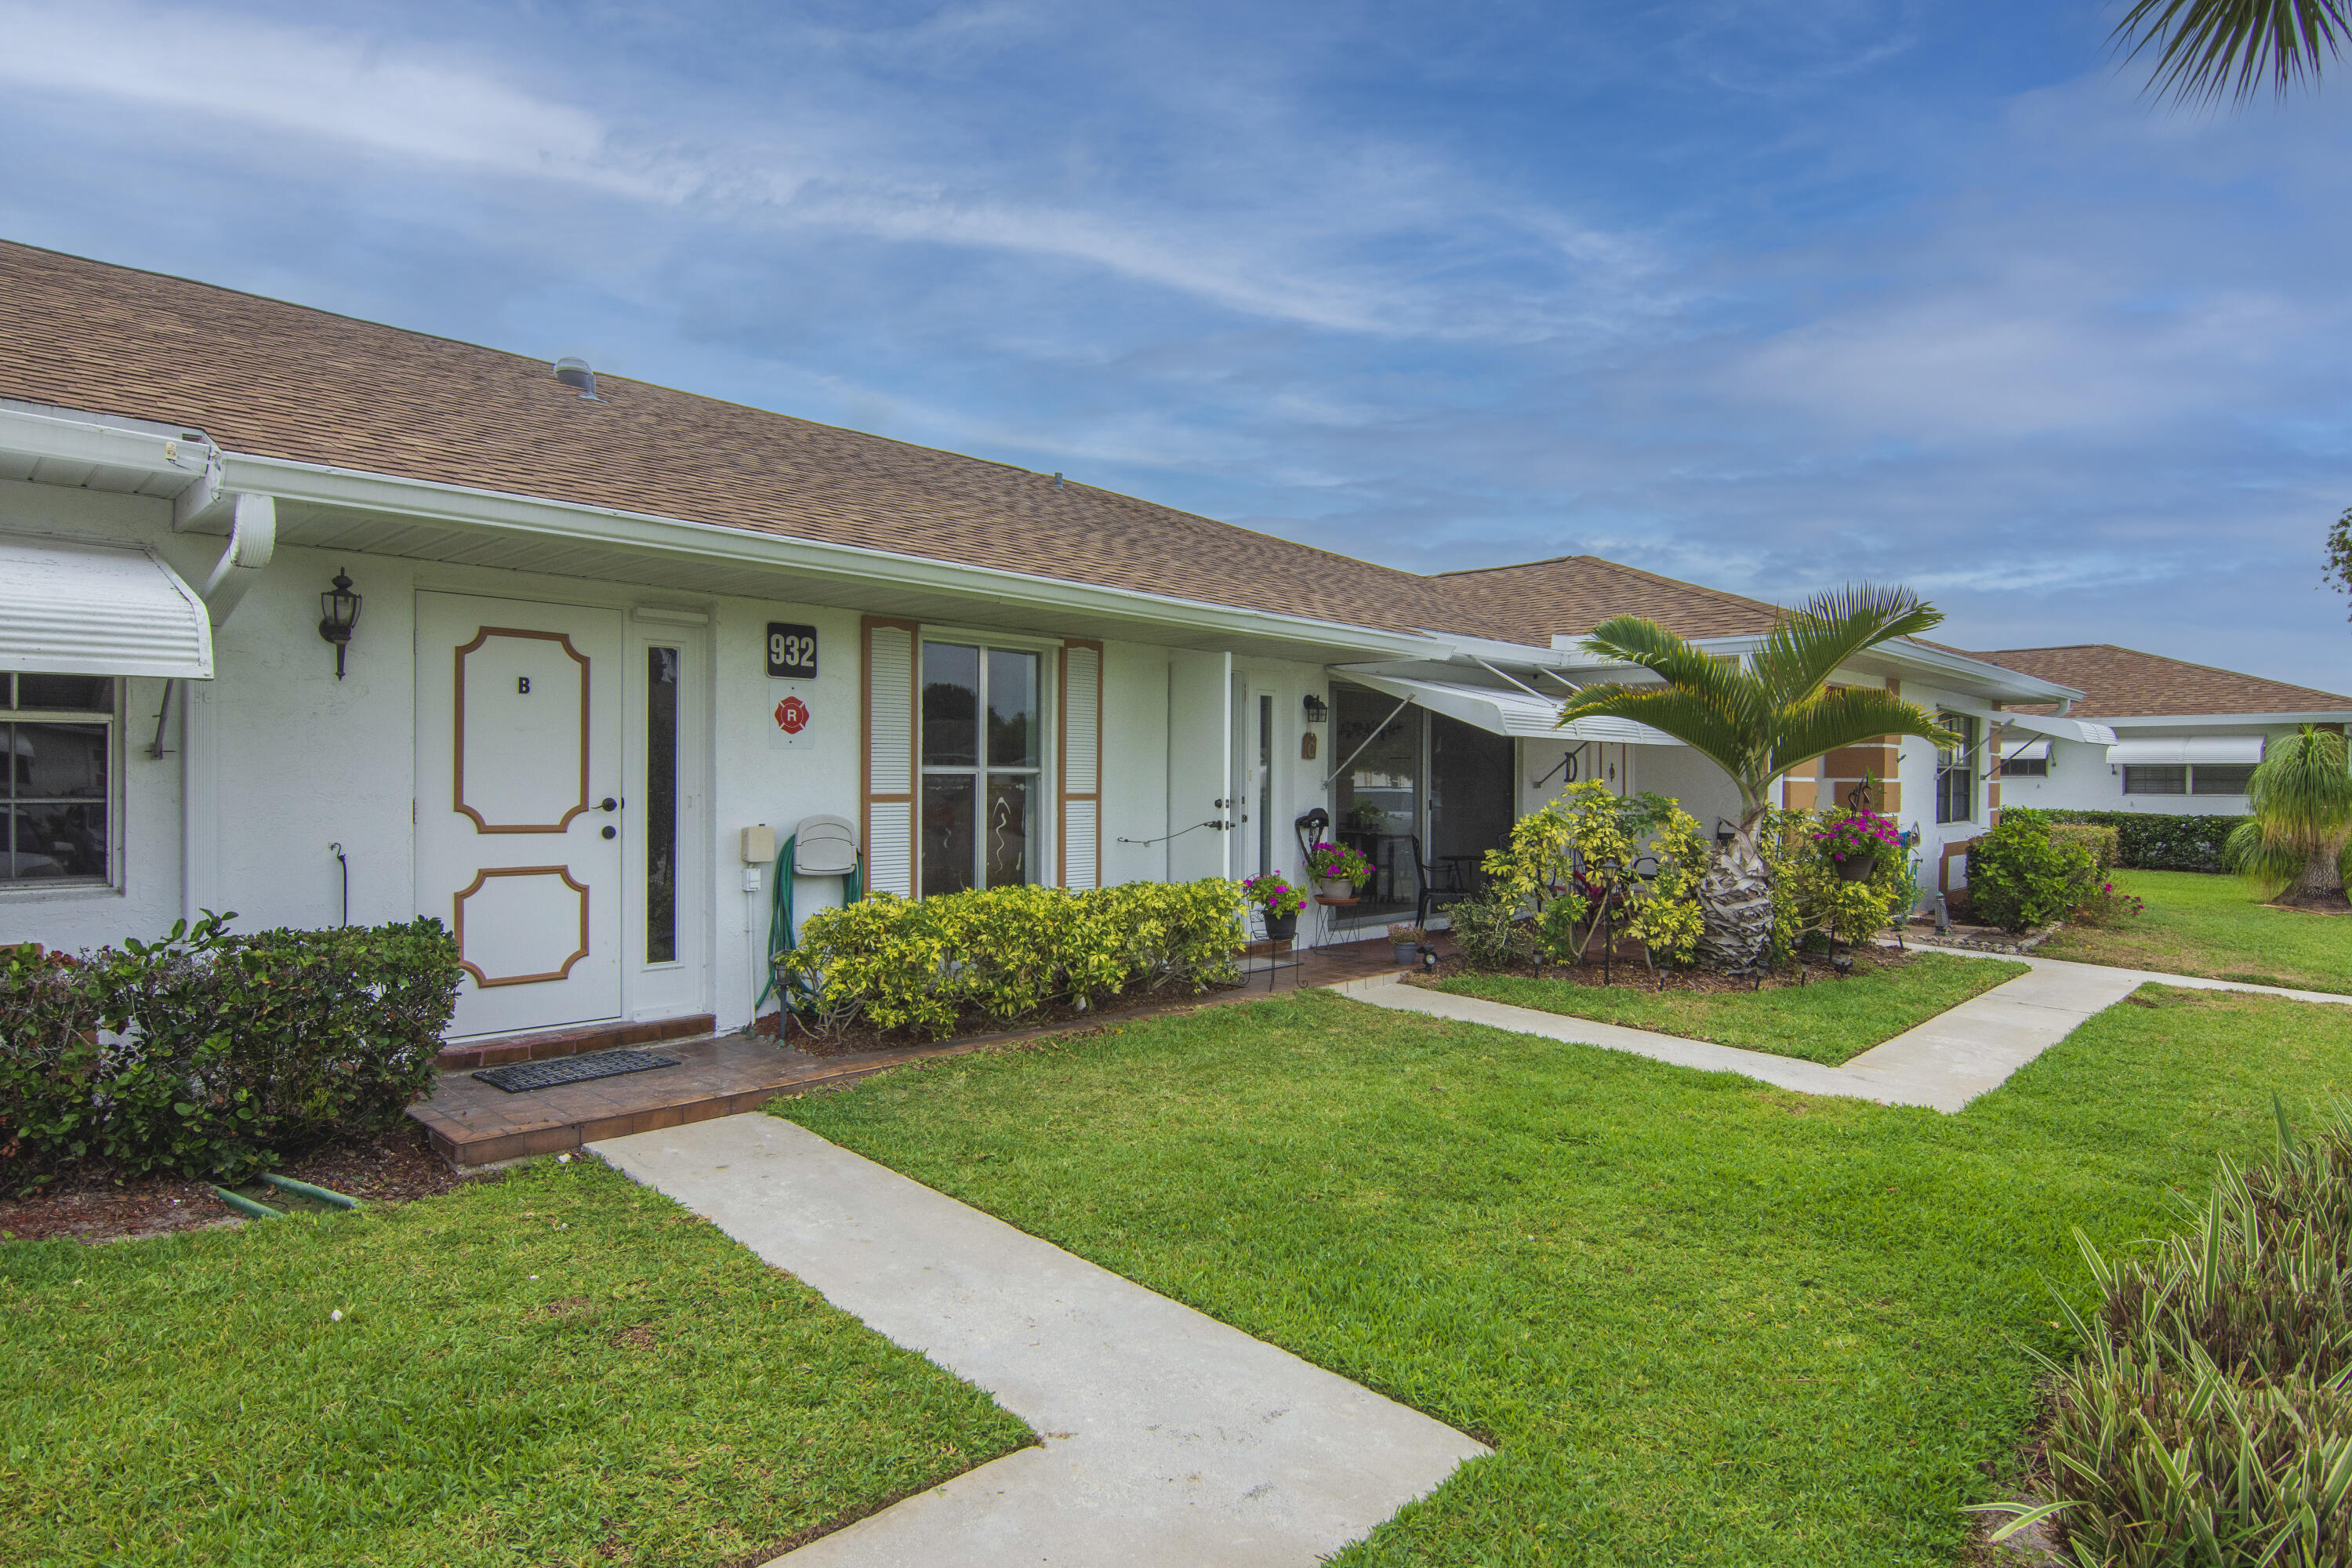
left=1578, top=615, right=1769, bottom=735
left=1748, top=583, right=1944, bottom=706
left=2114, top=0, right=2350, bottom=106
left=2245, top=727, right=2352, bottom=852
left=1557, top=685, right=1767, bottom=788
left=1769, top=688, right=1958, bottom=777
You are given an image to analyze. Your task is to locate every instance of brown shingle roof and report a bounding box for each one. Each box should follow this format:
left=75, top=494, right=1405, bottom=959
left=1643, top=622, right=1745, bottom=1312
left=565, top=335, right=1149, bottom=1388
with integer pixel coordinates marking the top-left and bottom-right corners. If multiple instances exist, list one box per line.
left=1975, top=644, right=2352, bottom=719
left=1432, top=554, right=1785, bottom=644
left=0, top=241, right=1468, bottom=640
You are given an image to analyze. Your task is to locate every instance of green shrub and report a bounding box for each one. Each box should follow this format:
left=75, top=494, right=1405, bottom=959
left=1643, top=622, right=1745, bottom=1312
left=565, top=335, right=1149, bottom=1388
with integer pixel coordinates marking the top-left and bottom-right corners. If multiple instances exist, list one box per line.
left=1482, top=785, right=1710, bottom=966
left=1987, top=1105, right=2352, bottom=1563
left=782, top=879, right=1243, bottom=1039
left=1966, top=816, right=2096, bottom=931
left=2005, top=808, right=2247, bottom=873
left=0, top=913, right=459, bottom=1190
left=2047, top=822, right=2119, bottom=872
left=1758, top=808, right=1909, bottom=962
left=1449, top=889, right=1534, bottom=971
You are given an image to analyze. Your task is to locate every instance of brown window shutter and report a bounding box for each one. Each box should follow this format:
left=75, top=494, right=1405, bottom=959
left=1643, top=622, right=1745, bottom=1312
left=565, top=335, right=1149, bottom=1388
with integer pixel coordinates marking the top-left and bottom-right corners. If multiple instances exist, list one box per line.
left=1058, top=641, right=1103, bottom=889
left=862, top=616, right=920, bottom=896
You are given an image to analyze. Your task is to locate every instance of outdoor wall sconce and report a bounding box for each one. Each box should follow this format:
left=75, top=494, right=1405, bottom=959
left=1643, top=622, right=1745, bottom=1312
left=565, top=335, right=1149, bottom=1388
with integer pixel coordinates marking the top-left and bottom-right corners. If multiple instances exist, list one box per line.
left=1303, top=694, right=1330, bottom=724
left=318, top=568, right=361, bottom=680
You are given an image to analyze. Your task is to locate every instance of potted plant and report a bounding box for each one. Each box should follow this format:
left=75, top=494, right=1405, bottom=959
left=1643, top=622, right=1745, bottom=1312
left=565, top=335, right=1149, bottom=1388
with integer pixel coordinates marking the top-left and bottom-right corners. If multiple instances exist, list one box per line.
left=1242, top=872, right=1306, bottom=941
left=1813, top=807, right=1900, bottom=882
left=1387, top=923, right=1427, bottom=965
left=1307, top=840, right=1373, bottom=900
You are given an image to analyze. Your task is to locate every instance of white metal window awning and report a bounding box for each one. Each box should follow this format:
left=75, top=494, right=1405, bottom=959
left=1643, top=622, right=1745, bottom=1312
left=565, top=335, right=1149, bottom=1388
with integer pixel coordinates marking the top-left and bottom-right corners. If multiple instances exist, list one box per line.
left=0, top=531, right=214, bottom=678
left=2108, top=736, right=2264, bottom=766
left=2000, top=739, right=2050, bottom=762
left=1340, top=670, right=1686, bottom=746
left=1993, top=710, right=2118, bottom=746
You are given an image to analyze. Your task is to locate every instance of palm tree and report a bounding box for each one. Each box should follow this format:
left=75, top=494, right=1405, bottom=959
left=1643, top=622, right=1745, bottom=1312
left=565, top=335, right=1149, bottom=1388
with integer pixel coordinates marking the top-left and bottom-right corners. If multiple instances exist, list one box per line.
left=2114, top=0, right=2348, bottom=106
left=1555, top=585, right=1959, bottom=971
left=2224, top=725, right=2352, bottom=909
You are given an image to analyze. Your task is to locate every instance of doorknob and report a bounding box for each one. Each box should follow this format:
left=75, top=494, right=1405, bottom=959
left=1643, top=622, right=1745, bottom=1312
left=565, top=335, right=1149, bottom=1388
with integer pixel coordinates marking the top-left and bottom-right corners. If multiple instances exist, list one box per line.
left=599, top=797, right=619, bottom=812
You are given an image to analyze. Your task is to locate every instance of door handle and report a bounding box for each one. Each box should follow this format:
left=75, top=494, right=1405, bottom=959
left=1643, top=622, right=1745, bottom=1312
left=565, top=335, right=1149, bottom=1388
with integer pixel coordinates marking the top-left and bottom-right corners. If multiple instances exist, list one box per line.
left=599, top=797, right=619, bottom=812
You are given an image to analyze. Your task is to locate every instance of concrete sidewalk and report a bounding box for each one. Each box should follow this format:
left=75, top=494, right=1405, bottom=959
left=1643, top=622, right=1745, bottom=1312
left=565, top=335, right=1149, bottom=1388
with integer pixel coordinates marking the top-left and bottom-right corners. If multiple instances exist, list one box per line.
left=1341, top=952, right=2352, bottom=1113
left=590, top=1113, right=1487, bottom=1567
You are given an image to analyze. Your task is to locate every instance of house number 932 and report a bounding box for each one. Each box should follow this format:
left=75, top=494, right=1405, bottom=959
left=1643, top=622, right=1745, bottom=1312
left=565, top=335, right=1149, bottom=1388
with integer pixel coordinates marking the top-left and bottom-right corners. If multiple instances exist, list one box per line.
left=766, top=622, right=818, bottom=679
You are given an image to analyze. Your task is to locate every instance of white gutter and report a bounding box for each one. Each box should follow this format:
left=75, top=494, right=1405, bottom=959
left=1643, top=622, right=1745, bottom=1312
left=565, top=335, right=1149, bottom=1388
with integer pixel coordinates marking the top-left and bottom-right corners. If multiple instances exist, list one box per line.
left=2095, top=711, right=2352, bottom=728
left=1686, top=630, right=2082, bottom=706
left=211, top=449, right=1445, bottom=662
left=0, top=405, right=274, bottom=627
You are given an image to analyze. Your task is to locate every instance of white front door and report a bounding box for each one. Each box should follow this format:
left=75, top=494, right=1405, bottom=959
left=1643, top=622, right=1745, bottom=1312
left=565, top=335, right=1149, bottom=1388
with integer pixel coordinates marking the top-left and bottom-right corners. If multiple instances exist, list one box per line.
left=1166, top=649, right=1232, bottom=880
left=417, top=593, right=624, bottom=1037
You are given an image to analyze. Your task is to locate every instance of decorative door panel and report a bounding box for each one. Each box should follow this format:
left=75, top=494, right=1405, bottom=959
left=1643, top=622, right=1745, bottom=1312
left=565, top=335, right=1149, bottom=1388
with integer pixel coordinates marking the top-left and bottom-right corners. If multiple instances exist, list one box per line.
left=417, top=593, right=623, bottom=1037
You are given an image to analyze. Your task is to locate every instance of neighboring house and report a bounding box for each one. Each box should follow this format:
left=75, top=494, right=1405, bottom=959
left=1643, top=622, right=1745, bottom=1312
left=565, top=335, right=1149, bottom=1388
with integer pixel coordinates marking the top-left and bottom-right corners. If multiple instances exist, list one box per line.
left=1973, top=644, right=2352, bottom=817
left=0, top=242, right=2074, bottom=1040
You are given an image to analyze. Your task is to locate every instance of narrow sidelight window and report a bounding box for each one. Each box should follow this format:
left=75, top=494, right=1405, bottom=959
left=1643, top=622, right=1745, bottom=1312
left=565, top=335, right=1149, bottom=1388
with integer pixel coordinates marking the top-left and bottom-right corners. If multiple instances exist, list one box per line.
left=646, top=647, right=679, bottom=963
left=1934, top=711, right=1976, bottom=825
left=920, top=641, right=1041, bottom=895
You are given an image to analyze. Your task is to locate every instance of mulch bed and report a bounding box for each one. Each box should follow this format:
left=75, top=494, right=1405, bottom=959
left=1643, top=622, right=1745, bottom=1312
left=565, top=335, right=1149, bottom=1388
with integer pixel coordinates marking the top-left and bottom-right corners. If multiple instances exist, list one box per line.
left=1410, top=942, right=1918, bottom=995
left=0, top=1125, right=477, bottom=1247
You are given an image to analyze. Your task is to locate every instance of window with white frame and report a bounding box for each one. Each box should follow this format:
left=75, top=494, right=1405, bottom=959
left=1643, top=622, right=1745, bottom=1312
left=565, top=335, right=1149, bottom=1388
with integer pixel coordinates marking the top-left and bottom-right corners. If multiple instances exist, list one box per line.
left=1934, top=710, right=1977, bottom=825
left=2, top=673, right=115, bottom=885
left=919, top=641, right=1042, bottom=895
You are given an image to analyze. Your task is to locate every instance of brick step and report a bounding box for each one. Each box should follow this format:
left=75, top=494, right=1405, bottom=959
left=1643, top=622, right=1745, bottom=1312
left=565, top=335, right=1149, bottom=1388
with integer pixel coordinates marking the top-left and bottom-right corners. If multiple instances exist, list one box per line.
left=433, top=1013, right=716, bottom=1072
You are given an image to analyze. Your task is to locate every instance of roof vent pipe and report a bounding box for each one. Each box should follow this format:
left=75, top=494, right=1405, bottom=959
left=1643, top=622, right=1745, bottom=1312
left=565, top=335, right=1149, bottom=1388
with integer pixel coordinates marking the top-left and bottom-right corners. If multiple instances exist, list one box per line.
left=554, top=357, right=598, bottom=400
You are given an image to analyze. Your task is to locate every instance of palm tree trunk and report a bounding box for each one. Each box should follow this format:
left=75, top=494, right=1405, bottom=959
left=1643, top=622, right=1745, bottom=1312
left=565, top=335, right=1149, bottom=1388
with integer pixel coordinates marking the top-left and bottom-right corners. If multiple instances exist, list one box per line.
left=1697, top=808, right=1775, bottom=971
left=2274, top=837, right=2351, bottom=911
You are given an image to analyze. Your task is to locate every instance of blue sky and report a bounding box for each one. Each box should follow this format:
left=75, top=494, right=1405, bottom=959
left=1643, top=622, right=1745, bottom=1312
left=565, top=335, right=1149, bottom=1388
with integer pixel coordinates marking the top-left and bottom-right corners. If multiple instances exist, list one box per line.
left=2, top=1, right=2349, bottom=684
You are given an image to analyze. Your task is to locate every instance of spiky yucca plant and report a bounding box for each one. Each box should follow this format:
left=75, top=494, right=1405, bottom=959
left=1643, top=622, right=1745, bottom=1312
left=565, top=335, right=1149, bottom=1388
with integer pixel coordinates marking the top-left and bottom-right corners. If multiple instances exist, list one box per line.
left=2225, top=725, right=2352, bottom=911
left=1556, top=585, right=1958, bottom=971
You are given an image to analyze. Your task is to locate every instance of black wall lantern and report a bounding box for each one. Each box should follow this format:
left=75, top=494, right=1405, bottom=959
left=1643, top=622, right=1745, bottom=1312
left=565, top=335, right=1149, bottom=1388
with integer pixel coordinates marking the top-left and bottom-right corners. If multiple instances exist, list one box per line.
left=1303, top=693, right=1330, bottom=724
left=318, top=568, right=361, bottom=680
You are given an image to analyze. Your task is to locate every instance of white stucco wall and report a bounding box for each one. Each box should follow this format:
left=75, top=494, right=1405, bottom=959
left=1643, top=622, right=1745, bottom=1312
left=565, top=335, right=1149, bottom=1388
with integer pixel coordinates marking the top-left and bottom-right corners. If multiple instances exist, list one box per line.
left=1995, top=725, right=2279, bottom=818
left=1102, top=641, right=1171, bottom=887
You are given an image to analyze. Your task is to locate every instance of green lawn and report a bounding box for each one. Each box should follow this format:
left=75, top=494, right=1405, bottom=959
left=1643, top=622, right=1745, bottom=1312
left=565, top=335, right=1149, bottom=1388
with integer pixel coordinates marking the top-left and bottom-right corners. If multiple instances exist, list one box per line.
left=0, top=1158, right=1029, bottom=1568
left=2036, top=867, right=2352, bottom=994
left=1429, top=950, right=2027, bottom=1065
left=773, top=983, right=2352, bottom=1565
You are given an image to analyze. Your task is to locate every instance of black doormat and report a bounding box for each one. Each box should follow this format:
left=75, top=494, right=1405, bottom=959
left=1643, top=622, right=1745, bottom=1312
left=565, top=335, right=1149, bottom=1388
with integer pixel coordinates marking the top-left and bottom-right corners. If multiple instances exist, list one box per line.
left=473, top=1049, right=683, bottom=1094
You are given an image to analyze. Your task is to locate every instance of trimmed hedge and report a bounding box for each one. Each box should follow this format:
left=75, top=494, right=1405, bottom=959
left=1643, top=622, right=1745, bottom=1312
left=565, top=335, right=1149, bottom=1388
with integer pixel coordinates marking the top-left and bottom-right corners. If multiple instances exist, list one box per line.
left=1968, top=816, right=2097, bottom=932
left=782, top=879, right=1245, bottom=1040
left=2003, top=808, right=2249, bottom=873
left=0, top=914, right=460, bottom=1190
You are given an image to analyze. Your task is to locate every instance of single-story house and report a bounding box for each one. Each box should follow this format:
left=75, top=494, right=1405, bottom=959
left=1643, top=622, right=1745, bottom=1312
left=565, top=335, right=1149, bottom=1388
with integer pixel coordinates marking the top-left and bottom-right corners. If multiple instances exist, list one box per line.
left=0, top=241, right=2082, bottom=1040
left=1973, top=644, right=2352, bottom=816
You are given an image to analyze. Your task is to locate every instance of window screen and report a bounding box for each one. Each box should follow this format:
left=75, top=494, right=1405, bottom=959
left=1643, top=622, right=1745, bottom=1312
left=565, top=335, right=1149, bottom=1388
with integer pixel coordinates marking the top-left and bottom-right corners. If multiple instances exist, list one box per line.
left=2123, top=764, right=2188, bottom=796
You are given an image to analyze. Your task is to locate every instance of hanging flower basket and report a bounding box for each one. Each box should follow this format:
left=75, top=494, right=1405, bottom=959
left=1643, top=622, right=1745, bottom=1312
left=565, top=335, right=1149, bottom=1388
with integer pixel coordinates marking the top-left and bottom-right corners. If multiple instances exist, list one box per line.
left=1813, top=808, right=1899, bottom=883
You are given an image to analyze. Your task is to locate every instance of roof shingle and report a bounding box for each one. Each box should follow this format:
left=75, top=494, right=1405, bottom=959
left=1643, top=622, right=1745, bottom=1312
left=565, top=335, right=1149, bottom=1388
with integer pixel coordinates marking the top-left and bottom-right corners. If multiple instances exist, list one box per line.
left=1975, top=644, right=2352, bottom=719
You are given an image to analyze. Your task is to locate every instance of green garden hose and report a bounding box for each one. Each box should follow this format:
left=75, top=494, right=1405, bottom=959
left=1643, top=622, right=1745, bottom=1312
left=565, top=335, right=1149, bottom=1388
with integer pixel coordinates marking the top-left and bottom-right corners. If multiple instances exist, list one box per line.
left=260, top=1173, right=361, bottom=1209
left=754, top=835, right=863, bottom=1014
left=209, top=1185, right=285, bottom=1221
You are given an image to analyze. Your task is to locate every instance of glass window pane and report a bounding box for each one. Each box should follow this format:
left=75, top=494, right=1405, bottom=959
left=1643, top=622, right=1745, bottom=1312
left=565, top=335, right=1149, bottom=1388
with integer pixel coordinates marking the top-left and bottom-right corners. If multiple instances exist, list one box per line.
left=16, top=721, right=107, bottom=802
left=646, top=648, right=679, bottom=964
left=2, top=802, right=107, bottom=882
left=985, top=773, right=1033, bottom=888
left=923, top=643, right=980, bottom=767
left=15, top=674, right=114, bottom=712
left=2124, top=764, right=2188, bottom=796
left=986, top=649, right=1040, bottom=768
left=921, top=774, right=978, bottom=896
left=2191, top=764, right=2256, bottom=796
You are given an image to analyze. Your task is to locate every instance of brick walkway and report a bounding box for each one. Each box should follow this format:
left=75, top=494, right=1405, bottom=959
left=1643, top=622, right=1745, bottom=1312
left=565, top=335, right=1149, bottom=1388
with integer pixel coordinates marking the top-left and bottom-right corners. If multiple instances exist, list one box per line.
left=409, top=935, right=1432, bottom=1165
